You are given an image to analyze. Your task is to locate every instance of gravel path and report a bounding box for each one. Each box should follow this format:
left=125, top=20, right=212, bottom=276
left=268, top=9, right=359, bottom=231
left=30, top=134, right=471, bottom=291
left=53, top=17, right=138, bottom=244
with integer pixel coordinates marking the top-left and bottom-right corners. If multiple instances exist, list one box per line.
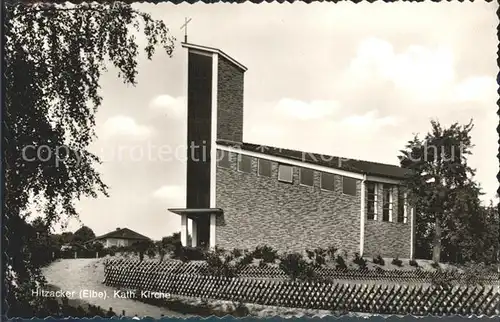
left=42, top=258, right=186, bottom=318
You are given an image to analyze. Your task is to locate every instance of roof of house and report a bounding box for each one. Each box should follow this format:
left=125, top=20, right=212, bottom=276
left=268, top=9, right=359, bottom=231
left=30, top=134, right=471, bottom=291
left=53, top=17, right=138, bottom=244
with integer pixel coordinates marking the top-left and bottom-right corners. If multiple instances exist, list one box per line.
left=92, top=228, right=150, bottom=241
left=217, top=140, right=412, bottom=180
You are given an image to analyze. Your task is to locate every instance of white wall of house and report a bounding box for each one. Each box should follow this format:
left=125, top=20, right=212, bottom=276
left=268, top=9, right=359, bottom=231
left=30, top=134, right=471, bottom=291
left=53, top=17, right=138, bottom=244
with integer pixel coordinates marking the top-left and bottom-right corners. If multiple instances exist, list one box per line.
left=102, top=238, right=132, bottom=248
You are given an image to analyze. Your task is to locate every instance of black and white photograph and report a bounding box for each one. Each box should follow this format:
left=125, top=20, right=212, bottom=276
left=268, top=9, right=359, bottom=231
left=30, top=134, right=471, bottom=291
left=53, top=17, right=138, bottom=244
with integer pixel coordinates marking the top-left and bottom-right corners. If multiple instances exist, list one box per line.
left=4, top=0, right=500, bottom=319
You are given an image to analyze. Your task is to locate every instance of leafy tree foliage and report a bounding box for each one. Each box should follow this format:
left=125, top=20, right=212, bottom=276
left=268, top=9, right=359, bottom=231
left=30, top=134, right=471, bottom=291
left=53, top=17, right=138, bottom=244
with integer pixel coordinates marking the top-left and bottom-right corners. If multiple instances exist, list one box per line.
left=399, top=120, right=498, bottom=264
left=131, top=239, right=156, bottom=261
left=4, top=2, right=175, bottom=317
left=72, top=225, right=95, bottom=245
left=59, top=232, right=75, bottom=245
left=161, top=231, right=192, bottom=252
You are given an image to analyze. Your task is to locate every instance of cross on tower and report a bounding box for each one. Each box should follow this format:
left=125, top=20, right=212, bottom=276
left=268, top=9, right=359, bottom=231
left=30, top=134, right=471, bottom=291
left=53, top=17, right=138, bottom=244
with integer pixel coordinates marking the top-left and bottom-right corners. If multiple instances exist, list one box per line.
left=180, top=17, right=192, bottom=43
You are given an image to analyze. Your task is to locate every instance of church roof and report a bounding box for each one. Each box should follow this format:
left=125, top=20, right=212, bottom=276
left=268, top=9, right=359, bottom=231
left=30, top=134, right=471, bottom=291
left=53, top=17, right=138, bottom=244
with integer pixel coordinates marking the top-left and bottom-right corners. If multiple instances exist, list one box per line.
left=217, top=140, right=412, bottom=180
left=93, top=228, right=150, bottom=241
left=181, top=42, right=247, bottom=72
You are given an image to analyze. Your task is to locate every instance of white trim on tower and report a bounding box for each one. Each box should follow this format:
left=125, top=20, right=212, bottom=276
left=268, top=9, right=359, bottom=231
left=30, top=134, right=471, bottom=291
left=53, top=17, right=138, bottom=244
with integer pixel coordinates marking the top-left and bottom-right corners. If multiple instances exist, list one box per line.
left=210, top=214, right=217, bottom=249
left=410, top=206, right=415, bottom=259
left=210, top=53, right=219, bottom=208
left=359, top=175, right=367, bottom=256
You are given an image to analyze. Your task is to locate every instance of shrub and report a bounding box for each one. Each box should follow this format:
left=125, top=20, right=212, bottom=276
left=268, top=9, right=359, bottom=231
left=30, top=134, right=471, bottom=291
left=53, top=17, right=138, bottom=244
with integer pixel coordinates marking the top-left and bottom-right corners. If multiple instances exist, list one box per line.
left=237, top=251, right=254, bottom=266
left=373, top=255, right=385, bottom=266
left=252, top=245, right=278, bottom=263
left=335, top=254, right=347, bottom=270
left=306, top=249, right=315, bottom=260
left=409, top=259, right=418, bottom=267
left=231, top=248, right=243, bottom=258
left=172, top=245, right=206, bottom=262
left=158, top=246, right=167, bottom=262
left=131, top=240, right=156, bottom=261
left=306, top=248, right=327, bottom=267
left=205, top=250, right=237, bottom=277
left=146, top=248, right=156, bottom=259
left=391, top=257, right=403, bottom=267
left=353, top=253, right=367, bottom=270
left=326, top=246, right=338, bottom=261
left=314, top=248, right=327, bottom=266
left=214, top=245, right=226, bottom=255
left=107, top=246, right=118, bottom=256
left=186, top=247, right=207, bottom=261
left=279, top=252, right=316, bottom=281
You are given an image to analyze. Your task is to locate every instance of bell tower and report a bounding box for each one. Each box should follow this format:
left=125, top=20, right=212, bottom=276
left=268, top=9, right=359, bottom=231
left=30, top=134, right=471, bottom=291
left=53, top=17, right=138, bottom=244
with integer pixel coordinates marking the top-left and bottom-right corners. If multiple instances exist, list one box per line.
left=169, top=42, right=247, bottom=248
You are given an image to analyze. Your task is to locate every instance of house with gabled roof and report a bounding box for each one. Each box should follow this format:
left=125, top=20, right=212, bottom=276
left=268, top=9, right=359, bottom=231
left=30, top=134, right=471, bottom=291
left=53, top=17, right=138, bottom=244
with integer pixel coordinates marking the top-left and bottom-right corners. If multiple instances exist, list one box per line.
left=168, top=42, right=416, bottom=259
left=91, top=227, right=151, bottom=248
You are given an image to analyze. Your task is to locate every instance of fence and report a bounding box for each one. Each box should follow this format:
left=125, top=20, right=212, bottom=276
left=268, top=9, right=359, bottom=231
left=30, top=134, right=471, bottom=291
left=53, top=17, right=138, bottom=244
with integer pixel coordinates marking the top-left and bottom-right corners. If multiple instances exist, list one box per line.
left=54, top=250, right=106, bottom=260
left=104, top=258, right=500, bottom=285
left=103, top=259, right=500, bottom=316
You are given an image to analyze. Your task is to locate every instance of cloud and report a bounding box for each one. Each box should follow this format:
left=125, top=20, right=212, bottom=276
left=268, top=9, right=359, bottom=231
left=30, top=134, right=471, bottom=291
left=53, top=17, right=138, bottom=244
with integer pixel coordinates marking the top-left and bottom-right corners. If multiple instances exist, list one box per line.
left=101, top=115, right=153, bottom=139
left=245, top=124, right=285, bottom=140
left=340, top=110, right=399, bottom=129
left=152, top=185, right=185, bottom=203
left=347, top=38, right=456, bottom=102
left=273, top=98, right=340, bottom=120
left=149, top=95, right=186, bottom=119
left=451, top=76, right=497, bottom=104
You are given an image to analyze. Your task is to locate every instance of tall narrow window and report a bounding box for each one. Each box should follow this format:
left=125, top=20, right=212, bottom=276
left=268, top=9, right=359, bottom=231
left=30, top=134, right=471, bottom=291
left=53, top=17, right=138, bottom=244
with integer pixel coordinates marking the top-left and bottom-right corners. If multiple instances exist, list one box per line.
left=300, top=168, right=314, bottom=186
left=397, top=188, right=407, bottom=223
left=382, top=184, right=393, bottom=222
left=217, top=150, right=230, bottom=168
left=320, top=172, right=335, bottom=191
left=342, top=177, right=357, bottom=196
left=258, top=159, right=272, bottom=177
left=278, top=164, right=293, bottom=183
left=366, top=182, right=377, bottom=220
left=238, top=155, right=252, bottom=173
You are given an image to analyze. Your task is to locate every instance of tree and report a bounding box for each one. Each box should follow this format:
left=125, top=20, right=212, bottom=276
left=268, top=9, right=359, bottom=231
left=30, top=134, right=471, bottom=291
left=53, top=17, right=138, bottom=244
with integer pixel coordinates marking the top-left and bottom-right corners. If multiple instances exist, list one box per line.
left=161, top=231, right=193, bottom=251
left=4, top=2, right=175, bottom=317
left=60, top=232, right=75, bottom=245
left=28, top=217, right=60, bottom=266
left=131, top=240, right=155, bottom=261
left=438, top=181, right=486, bottom=263
left=399, top=120, right=476, bottom=263
left=462, top=200, right=499, bottom=264
left=72, top=226, right=95, bottom=245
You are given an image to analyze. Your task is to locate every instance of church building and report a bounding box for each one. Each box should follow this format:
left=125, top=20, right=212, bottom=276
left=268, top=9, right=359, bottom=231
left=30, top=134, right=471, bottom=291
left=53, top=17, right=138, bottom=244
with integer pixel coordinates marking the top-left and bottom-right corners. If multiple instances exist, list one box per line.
left=168, top=42, right=416, bottom=259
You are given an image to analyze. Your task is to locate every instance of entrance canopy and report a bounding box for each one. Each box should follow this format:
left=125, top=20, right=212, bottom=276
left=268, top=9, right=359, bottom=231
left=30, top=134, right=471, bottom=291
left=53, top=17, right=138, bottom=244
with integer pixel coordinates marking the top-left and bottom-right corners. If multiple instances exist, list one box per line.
left=168, top=208, right=223, bottom=217
left=168, top=208, right=223, bottom=248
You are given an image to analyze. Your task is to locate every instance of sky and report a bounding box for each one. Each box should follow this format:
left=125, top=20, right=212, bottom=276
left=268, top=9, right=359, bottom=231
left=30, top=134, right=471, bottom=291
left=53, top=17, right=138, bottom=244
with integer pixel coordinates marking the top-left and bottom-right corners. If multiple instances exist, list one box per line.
left=59, top=2, right=498, bottom=239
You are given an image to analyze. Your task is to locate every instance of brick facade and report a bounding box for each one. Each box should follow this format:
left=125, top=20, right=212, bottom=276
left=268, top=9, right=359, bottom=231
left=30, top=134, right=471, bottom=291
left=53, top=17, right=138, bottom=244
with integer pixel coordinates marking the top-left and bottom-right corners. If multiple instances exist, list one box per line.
left=363, top=184, right=412, bottom=258
left=216, top=56, right=244, bottom=143
left=215, top=150, right=362, bottom=254
left=215, top=150, right=413, bottom=258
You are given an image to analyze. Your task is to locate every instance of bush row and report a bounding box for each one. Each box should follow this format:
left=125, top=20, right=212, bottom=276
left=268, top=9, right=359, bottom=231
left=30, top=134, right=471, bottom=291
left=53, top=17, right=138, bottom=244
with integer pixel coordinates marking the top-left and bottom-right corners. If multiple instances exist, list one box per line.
left=165, top=245, right=425, bottom=282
